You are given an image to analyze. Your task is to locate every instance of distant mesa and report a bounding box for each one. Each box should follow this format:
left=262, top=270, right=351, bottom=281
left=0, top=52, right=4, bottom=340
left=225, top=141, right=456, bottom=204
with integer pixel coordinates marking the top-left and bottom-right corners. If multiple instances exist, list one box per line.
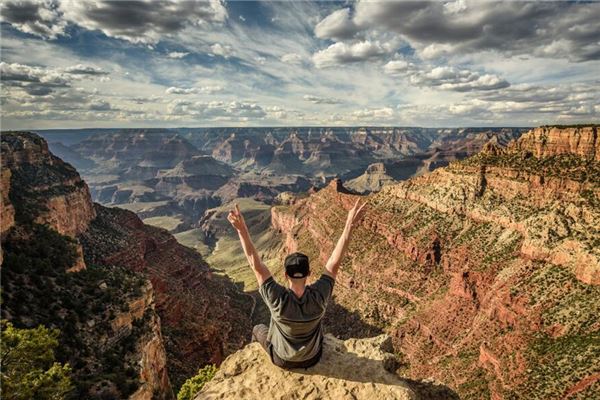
left=344, top=162, right=396, bottom=194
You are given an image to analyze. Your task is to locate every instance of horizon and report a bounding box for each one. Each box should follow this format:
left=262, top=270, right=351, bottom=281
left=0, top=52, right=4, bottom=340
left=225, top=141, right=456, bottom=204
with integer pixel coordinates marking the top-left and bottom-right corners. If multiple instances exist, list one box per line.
left=6, top=125, right=538, bottom=132
left=2, top=0, right=600, bottom=129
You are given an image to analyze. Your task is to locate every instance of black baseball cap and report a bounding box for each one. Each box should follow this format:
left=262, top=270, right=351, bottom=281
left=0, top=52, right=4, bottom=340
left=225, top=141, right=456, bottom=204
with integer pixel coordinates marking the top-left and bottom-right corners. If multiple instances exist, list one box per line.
left=284, top=252, right=310, bottom=278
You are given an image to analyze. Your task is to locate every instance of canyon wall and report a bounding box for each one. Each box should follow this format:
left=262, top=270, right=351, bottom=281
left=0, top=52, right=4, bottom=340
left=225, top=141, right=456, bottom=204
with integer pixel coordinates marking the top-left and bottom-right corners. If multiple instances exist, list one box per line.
left=78, top=203, right=252, bottom=389
left=1, top=132, right=246, bottom=399
left=268, top=126, right=600, bottom=399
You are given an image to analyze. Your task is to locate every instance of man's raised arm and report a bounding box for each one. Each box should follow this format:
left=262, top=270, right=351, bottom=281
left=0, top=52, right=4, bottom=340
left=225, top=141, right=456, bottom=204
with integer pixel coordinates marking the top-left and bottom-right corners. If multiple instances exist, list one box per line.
left=227, top=204, right=272, bottom=286
left=324, top=198, right=367, bottom=280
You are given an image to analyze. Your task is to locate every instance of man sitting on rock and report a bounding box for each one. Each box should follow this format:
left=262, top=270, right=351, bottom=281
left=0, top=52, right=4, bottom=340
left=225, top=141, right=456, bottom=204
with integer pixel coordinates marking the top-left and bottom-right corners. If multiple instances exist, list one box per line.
left=227, top=199, right=366, bottom=369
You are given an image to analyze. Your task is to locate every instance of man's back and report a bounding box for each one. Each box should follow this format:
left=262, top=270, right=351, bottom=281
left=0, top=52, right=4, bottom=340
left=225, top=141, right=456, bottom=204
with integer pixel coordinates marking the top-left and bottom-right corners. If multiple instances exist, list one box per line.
left=259, top=274, right=335, bottom=362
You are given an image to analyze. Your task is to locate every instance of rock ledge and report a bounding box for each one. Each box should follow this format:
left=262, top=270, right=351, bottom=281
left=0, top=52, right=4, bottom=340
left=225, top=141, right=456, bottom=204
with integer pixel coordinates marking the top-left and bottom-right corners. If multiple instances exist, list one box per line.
left=196, top=334, right=457, bottom=400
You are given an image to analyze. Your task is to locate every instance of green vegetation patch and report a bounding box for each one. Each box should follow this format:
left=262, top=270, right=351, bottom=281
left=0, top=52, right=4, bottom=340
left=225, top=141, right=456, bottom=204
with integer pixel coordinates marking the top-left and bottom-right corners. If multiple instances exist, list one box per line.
left=177, top=364, right=217, bottom=400
left=143, top=215, right=184, bottom=232
left=509, top=264, right=600, bottom=399
left=1, top=320, right=73, bottom=400
left=1, top=224, right=149, bottom=399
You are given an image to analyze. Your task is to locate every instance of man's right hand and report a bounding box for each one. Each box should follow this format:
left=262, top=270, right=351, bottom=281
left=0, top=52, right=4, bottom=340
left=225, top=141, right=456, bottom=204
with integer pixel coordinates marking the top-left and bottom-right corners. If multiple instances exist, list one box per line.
left=346, top=198, right=367, bottom=230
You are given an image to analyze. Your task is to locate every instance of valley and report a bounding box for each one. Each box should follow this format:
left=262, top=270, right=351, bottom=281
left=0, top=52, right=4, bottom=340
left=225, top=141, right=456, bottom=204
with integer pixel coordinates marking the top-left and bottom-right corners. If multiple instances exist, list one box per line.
left=38, top=126, right=527, bottom=288
left=3, top=125, right=598, bottom=400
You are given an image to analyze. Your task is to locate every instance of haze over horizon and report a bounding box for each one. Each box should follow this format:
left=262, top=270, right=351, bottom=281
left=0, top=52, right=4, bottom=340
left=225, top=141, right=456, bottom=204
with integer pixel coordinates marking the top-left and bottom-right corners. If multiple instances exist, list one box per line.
left=1, top=0, right=599, bottom=130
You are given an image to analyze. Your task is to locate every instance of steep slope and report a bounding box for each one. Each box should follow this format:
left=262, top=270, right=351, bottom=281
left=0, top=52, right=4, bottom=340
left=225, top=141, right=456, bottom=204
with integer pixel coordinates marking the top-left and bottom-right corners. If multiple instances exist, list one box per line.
left=1, top=132, right=172, bottom=399
left=1, top=132, right=96, bottom=238
left=196, top=334, right=458, bottom=400
left=1, top=132, right=253, bottom=396
left=269, top=126, right=600, bottom=399
left=79, top=205, right=253, bottom=388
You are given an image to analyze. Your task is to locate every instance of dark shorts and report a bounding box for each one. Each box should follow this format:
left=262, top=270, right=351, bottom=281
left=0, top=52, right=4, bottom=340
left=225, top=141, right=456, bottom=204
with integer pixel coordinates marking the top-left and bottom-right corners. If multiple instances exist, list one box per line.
left=252, top=324, right=322, bottom=369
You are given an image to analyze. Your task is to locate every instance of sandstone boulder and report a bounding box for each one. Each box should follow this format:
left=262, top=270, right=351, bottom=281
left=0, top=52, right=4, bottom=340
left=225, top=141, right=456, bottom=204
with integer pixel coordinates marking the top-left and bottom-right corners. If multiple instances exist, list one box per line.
left=196, top=334, right=457, bottom=400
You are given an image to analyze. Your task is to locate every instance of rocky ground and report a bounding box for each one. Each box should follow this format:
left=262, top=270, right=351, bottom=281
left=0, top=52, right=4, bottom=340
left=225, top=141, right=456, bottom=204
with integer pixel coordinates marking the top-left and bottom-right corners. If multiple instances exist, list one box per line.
left=196, top=334, right=458, bottom=400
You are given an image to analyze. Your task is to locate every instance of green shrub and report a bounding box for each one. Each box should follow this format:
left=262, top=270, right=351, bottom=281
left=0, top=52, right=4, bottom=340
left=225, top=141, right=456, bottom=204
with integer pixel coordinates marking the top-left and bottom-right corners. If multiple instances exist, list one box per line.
left=0, top=320, right=73, bottom=400
left=177, top=364, right=218, bottom=400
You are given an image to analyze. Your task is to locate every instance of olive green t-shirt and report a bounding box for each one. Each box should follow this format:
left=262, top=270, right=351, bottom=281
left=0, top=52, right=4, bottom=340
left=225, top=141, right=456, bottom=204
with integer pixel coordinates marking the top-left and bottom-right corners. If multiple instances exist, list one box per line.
left=259, top=274, right=335, bottom=362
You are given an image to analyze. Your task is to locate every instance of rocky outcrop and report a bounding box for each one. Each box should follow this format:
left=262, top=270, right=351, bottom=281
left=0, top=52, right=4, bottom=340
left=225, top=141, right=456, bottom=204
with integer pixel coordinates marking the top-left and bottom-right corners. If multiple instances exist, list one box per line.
left=1, top=132, right=95, bottom=271
left=267, top=126, right=600, bottom=399
left=129, top=284, right=173, bottom=400
left=1, top=132, right=96, bottom=237
left=1, top=169, right=15, bottom=238
left=72, top=130, right=199, bottom=170
left=0, top=169, right=15, bottom=264
left=510, top=125, right=598, bottom=160
left=79, top=204, right=253, bottom=388
left=345, top=162, right=396, bottom=194
left=196, top=334, right=458, bottom=400
left=1, top=132, right=175, bottom=400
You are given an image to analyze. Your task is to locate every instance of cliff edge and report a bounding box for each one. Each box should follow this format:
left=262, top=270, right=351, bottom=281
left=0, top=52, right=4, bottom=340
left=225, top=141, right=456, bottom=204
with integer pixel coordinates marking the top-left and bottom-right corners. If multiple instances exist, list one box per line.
left=196, top=334, right=457, bottom=400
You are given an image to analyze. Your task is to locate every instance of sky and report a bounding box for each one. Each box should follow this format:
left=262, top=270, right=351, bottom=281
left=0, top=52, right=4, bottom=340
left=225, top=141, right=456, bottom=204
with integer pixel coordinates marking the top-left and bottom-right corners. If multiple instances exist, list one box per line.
left=1, top=0, right=599, bottom=129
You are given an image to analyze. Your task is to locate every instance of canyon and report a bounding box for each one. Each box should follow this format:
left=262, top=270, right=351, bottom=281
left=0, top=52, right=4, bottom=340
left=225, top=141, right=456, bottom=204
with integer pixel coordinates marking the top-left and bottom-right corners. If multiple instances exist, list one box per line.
left=38, top=127, right=526, bottom=236
left=2, top=126, right=598, bottom=400
left=265, top=125, right=600, bottom=399
left=0, top=132, right=251, bottom=398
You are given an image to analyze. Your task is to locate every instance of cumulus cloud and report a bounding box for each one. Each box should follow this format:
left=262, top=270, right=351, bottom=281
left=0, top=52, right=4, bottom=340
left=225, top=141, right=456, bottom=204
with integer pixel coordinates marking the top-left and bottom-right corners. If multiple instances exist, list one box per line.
left=314, top=8, right=358, bottom=41
left=384, top=61, right=509, bottom=92
left=409, top=66, right=509, bottom=92
left=210, top=43, right=233, bottom=58
left=326, top=106, right=395, bottom=125
left=383, top=60, right=414, bottom=76
left=1, top=62, right=69, bottom=95
left=317, top=0, right=600, bottom=62
left=61, top=0, right=227, bottom=44
left=0, top=62, right=111, bottom=97
left=303, top=94, right=342, bottom=105
left=168, top=99, right=266, bottom=120
left=351, top=107, right=394, bottom=120
left=312, top=40, right=393, bottom=68
left=64, top=64, right=109, bottom=76
left=395, top=81, right=600, bottom=125
left=0, top=0, right=66, bottom=39
left=167, top=51, right=189, bottom=59
left=280, top=53, right=303, bottom=64
left=165, top=85, right=223, bottom=95
left=88, top=99, right=112, bottom=111
left=1, top=0, right=228, bottom=44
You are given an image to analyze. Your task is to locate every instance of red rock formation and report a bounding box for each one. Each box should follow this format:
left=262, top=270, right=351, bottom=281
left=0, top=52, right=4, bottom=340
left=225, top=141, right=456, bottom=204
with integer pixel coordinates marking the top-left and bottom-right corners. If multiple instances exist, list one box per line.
left=268, top=126, right=600, bottom=399
left=510, top=126, right=599, bottom=160
left=79, top=204, right=252, bottom=388
left=129, top=283, right=173, bottom=400
left=1, top=132, right=175, bottom=400
left=1, top=132, right=95, bottom=270
left=1, top=169, right=15, bottom=238
left=0, top=169, right=15, bottom=264
left=2, top=132, right=250, bottom=397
